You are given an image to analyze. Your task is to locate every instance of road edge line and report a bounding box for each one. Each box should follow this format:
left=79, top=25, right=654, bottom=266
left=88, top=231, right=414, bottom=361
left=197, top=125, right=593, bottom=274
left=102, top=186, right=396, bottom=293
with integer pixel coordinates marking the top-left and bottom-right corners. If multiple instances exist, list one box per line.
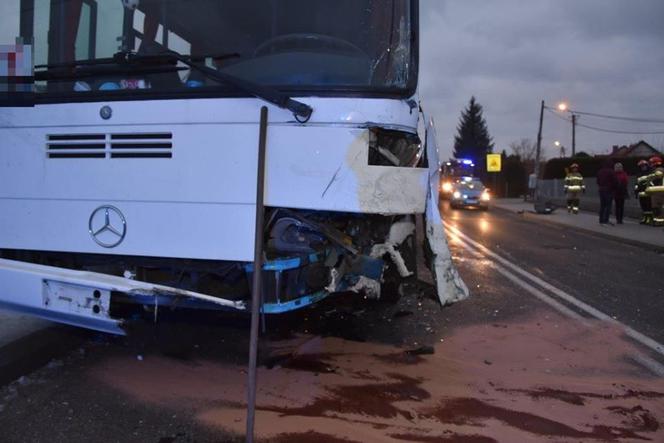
left=445, top=228, right=587, bottom=322
left=445, top=222, right=664, bottom=359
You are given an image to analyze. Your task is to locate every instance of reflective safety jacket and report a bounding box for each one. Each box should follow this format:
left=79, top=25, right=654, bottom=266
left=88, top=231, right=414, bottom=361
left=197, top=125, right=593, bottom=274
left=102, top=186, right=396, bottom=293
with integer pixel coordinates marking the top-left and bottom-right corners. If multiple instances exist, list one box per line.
left=635, top=168, right=652, bottom=197
left=645, top=167, right=664, bottom=195
left=564, top=172, right=585, bottom=193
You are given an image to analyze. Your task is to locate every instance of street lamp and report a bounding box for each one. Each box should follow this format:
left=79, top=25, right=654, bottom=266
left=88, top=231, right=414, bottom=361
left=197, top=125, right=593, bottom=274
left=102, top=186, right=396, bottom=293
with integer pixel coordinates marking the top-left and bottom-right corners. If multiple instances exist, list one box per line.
left=556, top=102, right=577, bottom=157
left=533, top=100, right=578, bottom=210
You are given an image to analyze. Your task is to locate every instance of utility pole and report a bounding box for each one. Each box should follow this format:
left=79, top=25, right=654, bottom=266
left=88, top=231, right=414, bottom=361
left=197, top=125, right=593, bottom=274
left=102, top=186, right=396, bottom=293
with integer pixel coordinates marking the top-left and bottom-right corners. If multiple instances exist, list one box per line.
left=571, top=114, right=577, bottom=157
left=533, top=100, right=544, bottom=199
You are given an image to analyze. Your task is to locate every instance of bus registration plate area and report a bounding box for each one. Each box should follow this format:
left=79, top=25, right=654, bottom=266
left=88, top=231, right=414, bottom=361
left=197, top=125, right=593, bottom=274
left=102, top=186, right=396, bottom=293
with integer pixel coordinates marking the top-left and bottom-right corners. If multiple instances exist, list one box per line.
left=43, top=280, right=111, bottom=320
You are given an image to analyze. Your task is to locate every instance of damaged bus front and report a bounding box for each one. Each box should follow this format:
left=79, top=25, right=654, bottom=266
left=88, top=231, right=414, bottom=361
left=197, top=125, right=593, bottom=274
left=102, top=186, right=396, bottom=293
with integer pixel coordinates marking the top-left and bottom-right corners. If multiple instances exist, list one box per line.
left=0, top=0, right=467, bottom=334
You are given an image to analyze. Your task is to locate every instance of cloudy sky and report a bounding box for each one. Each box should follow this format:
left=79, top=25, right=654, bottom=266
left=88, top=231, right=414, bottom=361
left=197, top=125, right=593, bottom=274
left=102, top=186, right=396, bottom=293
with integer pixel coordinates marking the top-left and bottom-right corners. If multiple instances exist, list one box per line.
left=419, top=0, right=664, bottom=160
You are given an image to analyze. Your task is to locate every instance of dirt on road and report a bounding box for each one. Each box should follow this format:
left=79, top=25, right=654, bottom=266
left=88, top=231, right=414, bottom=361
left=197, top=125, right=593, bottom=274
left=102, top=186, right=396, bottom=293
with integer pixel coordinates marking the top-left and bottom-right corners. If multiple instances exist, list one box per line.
left=1, top=278, right=663, bottom=443
left=80, top=310, right=664, bottom=443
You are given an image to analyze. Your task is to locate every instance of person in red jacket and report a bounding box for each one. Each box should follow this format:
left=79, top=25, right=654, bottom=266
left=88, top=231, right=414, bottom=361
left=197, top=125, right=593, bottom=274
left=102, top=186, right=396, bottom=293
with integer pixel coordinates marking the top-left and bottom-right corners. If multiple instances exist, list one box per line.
left=613, top=162, right=629, bottom=224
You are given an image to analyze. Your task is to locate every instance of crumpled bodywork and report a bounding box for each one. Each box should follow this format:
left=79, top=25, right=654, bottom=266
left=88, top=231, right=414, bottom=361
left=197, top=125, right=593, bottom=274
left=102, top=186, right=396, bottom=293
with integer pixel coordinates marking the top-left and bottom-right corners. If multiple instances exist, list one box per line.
left=0, top=98, right=468, bottom=333
left=423, top=117, right=470, bottom=305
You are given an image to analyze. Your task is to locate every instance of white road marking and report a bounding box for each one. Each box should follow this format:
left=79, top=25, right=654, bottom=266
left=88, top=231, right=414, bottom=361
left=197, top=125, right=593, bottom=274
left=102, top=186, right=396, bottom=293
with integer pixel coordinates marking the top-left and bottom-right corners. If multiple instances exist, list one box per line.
left=444, top=221, right=664, bottom=376
left=448, top=232, right=586, bottom=322
left=631, top=354, right=664, bottom=377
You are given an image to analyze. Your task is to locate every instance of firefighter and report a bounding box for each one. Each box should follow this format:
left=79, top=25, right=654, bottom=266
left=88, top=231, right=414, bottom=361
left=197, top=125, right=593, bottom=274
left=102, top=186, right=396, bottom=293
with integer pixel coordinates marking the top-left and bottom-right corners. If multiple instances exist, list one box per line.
left=635, top=159, right=653, bottom=224
left=564, top=163, right=585, bottom=214
left=645, top=156, right=664, bottom=227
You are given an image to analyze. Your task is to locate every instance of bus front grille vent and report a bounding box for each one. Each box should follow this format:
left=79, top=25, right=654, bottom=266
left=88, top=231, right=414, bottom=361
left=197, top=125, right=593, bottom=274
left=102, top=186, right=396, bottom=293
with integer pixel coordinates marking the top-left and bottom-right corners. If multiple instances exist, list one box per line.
left=46, top=134, right=105, bottom=159
left=46, top=133, right=173, bottom=159
left=110, top=133, right=173, bottom=159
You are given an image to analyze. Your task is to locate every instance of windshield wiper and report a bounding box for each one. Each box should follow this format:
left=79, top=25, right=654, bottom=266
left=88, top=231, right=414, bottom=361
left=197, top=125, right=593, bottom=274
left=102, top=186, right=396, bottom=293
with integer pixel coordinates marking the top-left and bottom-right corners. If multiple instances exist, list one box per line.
left=35, top=51, right=313, bottom=122
left=33, top=52, right=236, bottom=83
left=34, top=52, right=190, bottom=82
left=34, top=52, right=241, bottom=70
left=157, top=51, right=313, bottom=122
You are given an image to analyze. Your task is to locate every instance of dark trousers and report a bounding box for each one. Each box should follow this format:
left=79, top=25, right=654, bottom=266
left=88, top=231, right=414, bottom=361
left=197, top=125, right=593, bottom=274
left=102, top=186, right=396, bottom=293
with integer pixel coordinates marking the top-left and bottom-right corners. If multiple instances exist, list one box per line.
left=639, top=196, right=652, bottom=212
left=614, top=197, right=625, bottom=223
left=599, top=190, right=613, bottom=224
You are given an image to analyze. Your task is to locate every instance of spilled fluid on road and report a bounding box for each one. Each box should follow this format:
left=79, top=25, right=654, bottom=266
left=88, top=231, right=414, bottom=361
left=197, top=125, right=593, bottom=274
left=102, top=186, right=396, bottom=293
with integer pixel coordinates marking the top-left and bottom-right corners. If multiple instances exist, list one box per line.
left=86, top=310, right=664, bottom=442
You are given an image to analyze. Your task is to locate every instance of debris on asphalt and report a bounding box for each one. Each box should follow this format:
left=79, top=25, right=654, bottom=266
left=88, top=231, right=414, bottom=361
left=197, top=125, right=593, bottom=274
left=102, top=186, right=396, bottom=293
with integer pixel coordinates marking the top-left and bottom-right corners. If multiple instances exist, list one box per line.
left=406, top=345, right=435, bottom=356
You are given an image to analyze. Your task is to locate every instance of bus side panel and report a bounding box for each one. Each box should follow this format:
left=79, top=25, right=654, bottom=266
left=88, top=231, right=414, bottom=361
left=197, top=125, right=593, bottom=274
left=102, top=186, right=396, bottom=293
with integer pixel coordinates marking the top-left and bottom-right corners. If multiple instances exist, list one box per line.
left=0, top=124, right=258, bottom=261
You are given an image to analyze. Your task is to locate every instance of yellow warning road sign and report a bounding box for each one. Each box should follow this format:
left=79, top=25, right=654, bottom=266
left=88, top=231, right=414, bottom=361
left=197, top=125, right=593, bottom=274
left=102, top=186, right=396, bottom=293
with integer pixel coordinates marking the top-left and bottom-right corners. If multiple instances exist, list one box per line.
left=487, top=154, right=501, bottom=172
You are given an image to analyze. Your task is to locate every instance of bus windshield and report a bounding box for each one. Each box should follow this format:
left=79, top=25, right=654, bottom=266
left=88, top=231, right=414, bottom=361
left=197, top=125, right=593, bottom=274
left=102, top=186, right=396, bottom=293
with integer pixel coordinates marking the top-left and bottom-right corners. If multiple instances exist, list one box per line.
left=15, top=0, right=417, bottom=101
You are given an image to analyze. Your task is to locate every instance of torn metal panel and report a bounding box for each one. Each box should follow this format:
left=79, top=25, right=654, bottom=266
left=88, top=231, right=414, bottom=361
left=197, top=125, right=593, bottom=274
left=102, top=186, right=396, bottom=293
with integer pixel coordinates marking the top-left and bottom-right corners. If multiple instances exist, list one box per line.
left=425, top=205, right=469, bottom=306
left=0, top=257, right=245, bottom=312
left=266, top=126, right=428, bottom=215
left=0, top=299, right=124, bottom=335
left=370, top=216, right=416, bottom=278
left=349, top=130, right=429, bottom=215
left=371, top=244, right=413, bottom=278
left=387, top=218, right=416, bottom=245
left=423, top=117, right=470, bottom=305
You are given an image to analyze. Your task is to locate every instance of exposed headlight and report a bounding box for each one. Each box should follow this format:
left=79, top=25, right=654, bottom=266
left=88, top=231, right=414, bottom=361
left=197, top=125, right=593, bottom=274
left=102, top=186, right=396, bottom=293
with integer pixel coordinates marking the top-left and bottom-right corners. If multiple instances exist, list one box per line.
left=453, top=191, right=461, bottom=199
left=481, top=190, right=490, bottom=201
left=368, top=128, right=423, bottom=167
left=442, top=182, right=453, bottom=193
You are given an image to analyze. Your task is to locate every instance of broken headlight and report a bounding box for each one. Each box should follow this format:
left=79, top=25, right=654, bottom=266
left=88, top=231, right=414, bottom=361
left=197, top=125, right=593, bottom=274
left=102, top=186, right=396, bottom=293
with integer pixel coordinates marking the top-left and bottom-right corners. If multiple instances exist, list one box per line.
left=368, top=128, right=424, bottom=168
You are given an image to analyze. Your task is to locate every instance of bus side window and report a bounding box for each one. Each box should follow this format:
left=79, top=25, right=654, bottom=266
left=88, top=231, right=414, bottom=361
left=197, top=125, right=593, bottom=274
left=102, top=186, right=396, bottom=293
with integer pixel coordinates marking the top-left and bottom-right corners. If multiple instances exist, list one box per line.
left=0, top=1, right=20, bottom=44
left=75, top=0, right=97, bottom=60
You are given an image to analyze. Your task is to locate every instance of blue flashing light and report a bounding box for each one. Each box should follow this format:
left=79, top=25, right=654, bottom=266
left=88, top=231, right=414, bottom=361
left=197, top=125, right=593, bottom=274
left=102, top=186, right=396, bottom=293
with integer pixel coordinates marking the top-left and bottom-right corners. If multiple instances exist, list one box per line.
left=461, top=159, right=474, bottom=165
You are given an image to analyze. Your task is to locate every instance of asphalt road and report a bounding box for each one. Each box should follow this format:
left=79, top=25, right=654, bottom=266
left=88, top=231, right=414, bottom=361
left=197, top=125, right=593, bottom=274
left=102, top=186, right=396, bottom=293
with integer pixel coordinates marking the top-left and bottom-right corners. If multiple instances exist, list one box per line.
left=442, top=202, right=664, bottom=346
left=0, top=203, right=663, bottom=442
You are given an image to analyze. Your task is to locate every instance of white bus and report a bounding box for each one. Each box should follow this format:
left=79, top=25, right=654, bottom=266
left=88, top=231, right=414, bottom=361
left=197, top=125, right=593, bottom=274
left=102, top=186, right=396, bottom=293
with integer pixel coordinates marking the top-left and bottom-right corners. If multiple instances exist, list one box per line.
left=0, top=0, right=467, bottom=334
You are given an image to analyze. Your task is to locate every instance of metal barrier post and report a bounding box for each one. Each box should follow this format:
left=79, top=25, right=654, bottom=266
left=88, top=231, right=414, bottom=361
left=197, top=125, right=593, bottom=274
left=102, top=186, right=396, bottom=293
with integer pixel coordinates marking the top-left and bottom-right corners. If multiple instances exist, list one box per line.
left=246, top=106, right=268, bottom=443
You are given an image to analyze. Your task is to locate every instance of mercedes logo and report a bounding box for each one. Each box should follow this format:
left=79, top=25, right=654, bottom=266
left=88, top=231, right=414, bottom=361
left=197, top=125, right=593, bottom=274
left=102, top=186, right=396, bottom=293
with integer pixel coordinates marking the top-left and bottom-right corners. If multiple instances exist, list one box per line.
left=89, top=206, right=127, bottom=248
left=100, top=105, right=112, bottom=120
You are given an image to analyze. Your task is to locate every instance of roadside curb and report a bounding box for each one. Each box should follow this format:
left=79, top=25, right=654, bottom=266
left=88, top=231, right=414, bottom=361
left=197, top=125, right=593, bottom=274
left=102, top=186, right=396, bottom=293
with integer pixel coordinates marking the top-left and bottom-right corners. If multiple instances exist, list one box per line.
left=0, top=326, right=87, bottom=387
left=492, top=205, right=664, bottom=253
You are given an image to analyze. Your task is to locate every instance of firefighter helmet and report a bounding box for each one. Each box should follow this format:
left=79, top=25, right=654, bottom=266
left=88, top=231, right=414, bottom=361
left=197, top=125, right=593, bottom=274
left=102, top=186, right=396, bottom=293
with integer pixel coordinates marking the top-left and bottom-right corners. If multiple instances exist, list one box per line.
left=569, top=163, right=579, bottom=170
left=649, top=156, right=663, bottom=167
left=638, top=159, right=649, bottom=167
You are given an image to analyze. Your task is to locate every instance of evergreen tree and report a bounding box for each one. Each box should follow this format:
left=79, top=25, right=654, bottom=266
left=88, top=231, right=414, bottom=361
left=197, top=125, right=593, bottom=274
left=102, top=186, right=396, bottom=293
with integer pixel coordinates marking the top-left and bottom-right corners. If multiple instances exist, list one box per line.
left=453, top=97, right=495, bottom=162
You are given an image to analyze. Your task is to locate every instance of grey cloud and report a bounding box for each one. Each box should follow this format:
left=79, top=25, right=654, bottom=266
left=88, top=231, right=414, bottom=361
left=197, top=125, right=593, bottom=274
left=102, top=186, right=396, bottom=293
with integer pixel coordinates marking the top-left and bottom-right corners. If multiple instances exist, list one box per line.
left=420, top=0, right=664, bottom=158
left=560, top=1, right=664, bottom=40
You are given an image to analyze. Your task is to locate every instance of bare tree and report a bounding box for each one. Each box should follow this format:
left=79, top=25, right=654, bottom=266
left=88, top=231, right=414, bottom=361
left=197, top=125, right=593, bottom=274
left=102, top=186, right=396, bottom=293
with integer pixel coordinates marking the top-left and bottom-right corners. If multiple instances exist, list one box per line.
left=509, top=138, right=537, bottom=162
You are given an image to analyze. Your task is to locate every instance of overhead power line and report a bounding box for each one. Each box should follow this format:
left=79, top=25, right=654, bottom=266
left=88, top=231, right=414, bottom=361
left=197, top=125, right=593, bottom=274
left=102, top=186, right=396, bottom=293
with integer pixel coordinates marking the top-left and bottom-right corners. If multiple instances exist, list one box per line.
left=546, top=108, right=572, bottom=123
left=570, top=110, right=664, bottom=125
left=545, top=108, right=664, bottom=135
left=574, top=122, right=664, bottom=135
